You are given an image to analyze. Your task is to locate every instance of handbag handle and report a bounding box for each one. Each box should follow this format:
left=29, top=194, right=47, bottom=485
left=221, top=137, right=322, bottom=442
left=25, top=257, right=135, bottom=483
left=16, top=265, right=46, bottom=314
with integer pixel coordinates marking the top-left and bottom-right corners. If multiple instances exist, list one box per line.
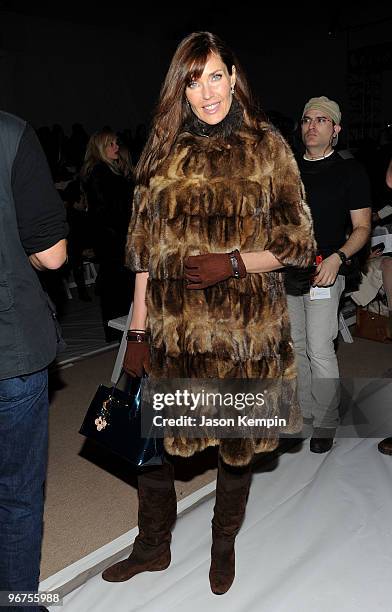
left=112, top=368, right=128, bottom=389
left=111, top=369, right=147, bottom=400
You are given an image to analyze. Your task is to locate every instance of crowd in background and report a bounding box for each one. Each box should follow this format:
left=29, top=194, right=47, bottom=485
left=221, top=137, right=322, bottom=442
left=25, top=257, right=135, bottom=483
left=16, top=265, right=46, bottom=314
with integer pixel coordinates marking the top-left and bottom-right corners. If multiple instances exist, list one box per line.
left=34, top=116, right=392, bottom=343
left=34, top=123, right=147, bottom=341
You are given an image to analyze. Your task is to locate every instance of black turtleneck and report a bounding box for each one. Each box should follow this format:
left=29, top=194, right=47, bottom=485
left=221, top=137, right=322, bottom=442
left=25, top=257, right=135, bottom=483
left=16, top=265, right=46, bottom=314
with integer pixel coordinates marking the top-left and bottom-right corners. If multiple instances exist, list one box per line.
left=182, top=98, right=244, bottom=139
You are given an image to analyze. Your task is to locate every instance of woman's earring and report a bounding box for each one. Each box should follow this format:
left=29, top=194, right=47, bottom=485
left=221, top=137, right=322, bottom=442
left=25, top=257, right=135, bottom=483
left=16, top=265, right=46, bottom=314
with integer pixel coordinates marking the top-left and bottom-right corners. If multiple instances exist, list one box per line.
left=331, top=132, right=339, bottom=147
left=231, top=85, right=235, bottom=94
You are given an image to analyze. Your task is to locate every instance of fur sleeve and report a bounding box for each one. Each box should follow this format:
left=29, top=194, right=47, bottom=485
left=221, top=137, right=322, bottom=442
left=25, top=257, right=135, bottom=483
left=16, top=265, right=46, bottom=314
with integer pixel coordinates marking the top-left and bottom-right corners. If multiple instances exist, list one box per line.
left=125, top=184, right=150, bottom=271
left=264, top=131, right=316, bottom=268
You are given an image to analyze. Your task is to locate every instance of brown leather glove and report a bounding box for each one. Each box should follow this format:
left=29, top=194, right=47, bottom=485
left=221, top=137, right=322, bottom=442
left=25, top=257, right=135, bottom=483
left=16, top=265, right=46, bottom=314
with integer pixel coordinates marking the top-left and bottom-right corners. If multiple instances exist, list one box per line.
left=123, top=330, right=151, bottom=377
left=184, top=250, right=247, bottom=289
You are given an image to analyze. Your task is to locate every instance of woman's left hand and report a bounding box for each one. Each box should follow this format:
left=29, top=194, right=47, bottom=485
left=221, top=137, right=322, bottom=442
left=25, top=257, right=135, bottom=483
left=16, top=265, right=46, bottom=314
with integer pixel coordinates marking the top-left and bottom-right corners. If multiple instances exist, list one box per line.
left=184, top=251, right=246, bottom=289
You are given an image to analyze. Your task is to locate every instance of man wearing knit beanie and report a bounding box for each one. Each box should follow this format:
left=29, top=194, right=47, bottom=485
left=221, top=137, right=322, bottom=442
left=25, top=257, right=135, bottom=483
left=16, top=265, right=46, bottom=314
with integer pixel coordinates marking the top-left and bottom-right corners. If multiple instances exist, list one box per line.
left=301, top=95, right=342, bottom=156
left=303, top=95, right=341, bottom=126
left=285, top=95, right=372, bottom=453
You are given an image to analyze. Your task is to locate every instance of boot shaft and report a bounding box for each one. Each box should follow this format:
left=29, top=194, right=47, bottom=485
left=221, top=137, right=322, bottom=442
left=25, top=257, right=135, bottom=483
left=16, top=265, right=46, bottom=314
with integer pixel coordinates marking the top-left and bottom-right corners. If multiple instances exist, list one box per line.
left=212, top=457, right=252, bottom=539
left=137, top=460, right=177, bottom=547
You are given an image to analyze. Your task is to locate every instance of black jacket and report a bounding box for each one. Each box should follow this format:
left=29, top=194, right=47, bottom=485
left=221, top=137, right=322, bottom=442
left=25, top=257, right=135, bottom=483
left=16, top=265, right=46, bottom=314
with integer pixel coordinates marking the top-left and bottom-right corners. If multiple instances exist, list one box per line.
left=84, top=162, right=133, bottom=263
left=0, top=111, right=67, bottom=379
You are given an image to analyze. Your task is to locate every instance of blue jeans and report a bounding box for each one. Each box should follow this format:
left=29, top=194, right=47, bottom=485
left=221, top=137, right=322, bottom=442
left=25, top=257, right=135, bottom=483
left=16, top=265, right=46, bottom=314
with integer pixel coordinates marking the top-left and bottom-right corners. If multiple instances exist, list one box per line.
left=0, top=369, right=49, bottom=612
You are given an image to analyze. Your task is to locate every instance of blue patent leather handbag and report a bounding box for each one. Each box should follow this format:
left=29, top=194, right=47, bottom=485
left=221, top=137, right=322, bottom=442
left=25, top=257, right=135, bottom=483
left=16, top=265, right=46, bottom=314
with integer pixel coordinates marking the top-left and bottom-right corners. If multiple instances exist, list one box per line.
left=79, top=373, right=164, bottom=467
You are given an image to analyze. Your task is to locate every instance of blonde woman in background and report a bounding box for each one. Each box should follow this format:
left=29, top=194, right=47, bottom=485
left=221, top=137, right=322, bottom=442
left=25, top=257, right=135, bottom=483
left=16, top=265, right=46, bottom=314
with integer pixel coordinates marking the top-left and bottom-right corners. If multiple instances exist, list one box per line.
left=81, top=130, right=134, bottom=341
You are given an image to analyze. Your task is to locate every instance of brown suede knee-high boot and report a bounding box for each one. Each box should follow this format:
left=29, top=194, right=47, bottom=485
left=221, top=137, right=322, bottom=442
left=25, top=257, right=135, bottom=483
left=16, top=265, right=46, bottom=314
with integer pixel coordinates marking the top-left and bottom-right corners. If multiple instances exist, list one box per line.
left=102, top=460, right=177, bottom=582
left=209, top=456, right=252, bottom=595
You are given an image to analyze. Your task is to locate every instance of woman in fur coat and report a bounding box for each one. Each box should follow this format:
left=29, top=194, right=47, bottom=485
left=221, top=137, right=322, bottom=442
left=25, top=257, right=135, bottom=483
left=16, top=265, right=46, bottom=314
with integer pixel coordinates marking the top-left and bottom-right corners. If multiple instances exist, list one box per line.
left=102, top=32, right=315, bottom=594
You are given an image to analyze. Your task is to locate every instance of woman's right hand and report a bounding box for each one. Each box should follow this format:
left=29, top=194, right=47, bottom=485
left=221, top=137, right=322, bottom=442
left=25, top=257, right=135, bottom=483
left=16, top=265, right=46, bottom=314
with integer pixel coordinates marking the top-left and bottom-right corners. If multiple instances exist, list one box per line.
left=123, top=332, right=151, bottom=377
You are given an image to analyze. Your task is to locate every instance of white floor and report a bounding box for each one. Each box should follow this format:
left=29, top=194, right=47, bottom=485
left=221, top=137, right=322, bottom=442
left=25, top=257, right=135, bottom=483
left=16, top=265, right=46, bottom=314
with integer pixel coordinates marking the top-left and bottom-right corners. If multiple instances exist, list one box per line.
left=48, top=437, right=392, bottom=612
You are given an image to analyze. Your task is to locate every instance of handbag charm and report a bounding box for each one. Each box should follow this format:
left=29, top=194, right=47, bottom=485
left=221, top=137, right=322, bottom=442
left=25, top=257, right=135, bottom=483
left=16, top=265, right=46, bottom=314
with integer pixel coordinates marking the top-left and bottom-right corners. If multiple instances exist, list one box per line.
left=94, top=394, right=130, bottom=431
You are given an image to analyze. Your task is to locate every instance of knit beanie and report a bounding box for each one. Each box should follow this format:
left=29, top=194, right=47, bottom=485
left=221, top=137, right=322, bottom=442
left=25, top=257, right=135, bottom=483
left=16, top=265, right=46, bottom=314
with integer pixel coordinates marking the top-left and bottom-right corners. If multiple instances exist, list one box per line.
left=302, top=96, right=341, bottom=124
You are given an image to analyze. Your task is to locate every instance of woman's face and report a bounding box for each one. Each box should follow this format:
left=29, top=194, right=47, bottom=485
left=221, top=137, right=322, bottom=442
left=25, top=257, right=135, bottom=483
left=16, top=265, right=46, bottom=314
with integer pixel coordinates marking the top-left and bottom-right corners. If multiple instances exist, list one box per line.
left=185, top=53, right=236, bottom=125
left=105, top=138, right=119, bottom=160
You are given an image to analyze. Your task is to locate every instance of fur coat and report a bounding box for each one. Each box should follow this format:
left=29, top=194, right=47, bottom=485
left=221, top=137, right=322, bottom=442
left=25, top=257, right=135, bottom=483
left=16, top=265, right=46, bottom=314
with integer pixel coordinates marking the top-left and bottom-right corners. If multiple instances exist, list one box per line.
left=126, top=112, right=315, bottom=466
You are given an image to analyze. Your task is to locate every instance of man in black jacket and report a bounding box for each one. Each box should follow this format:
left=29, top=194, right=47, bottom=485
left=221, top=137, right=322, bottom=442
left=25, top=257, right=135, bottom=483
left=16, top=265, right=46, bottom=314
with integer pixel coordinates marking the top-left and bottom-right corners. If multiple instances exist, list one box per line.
left=285, top=96, right=371, bottom=453
left=0, top=111, right=67, bottom=612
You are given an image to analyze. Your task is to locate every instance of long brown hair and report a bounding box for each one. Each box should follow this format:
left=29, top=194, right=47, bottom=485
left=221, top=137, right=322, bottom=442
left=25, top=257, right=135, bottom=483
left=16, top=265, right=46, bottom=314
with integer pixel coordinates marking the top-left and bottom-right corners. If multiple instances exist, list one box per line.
left=136, top=31, right=263, bottom=185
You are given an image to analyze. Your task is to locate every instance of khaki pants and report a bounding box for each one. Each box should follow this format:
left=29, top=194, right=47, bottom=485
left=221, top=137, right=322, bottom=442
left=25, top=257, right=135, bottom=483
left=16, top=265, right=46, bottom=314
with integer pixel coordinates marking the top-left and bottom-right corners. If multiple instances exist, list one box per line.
left=286, top=275, right=345, bottom=429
